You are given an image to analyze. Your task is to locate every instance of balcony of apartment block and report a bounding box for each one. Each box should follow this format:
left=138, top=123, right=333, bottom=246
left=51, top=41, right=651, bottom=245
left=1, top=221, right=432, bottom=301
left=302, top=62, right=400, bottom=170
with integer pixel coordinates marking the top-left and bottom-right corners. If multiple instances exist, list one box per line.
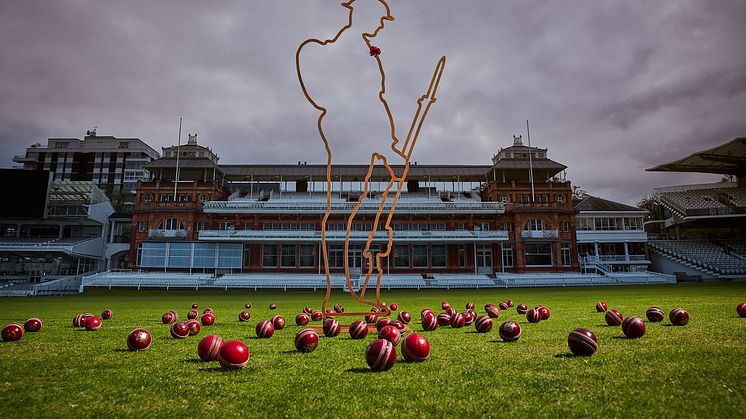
left=148, top=229, right=187, bottom=239
left=198, top=228, right=509, bottom=243
left=520, top=230, right=560, bottom=239
left=138, top=201, right=203, bottom=211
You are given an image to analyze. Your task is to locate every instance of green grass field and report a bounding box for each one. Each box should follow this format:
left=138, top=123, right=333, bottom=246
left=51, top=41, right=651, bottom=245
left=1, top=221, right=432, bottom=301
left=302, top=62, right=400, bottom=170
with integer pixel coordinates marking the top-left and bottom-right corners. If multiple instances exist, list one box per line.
left=1, top=282, right=745, bottom=418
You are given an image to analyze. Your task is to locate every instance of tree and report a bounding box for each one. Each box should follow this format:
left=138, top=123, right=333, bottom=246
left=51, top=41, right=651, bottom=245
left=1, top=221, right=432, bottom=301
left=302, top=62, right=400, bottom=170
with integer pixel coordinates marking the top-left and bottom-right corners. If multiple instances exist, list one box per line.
left=636, top=192, right=658, bottom=220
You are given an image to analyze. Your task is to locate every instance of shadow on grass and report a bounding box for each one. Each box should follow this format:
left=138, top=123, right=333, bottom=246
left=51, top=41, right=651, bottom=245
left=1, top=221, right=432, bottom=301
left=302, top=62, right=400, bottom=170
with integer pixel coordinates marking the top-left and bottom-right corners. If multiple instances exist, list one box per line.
left=346, top=368, right=373, bottom=374
left=198, top=366, right=228, bottom=373
left=112, top=348, right=131, bottom=353
left=554, top=353, right=580, bottom=358
left=489, top=340, right=515, bottom=344
left=612, top=335, right=631, bottom=340
left=279, top=350, right=299, bottom=354
left=182, top=358, right=204, bottom=363
left=464, top=331, right=482, bottom=334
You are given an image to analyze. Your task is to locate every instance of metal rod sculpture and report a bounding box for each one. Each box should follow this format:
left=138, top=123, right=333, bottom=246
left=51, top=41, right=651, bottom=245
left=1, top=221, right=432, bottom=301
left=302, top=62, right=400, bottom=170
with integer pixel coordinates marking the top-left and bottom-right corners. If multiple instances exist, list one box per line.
left=295, top=0, right=445, bottom=318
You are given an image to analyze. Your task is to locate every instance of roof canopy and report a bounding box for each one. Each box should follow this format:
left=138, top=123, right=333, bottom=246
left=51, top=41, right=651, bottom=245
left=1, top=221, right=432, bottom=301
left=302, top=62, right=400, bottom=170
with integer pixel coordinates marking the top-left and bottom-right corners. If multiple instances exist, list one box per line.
left=647, top=137, right=746, bottom=176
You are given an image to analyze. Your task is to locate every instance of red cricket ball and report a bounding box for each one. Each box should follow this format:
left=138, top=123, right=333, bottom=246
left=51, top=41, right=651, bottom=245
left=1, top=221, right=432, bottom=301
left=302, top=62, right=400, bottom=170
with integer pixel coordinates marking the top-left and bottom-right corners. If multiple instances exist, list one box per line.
left=311, top=310, right=323, bottom=321
left=622, top=316, right=646, bottom=339
left=420, top=308, right=434, bottom=318
left=450, top=312, right=465, bottom=328
left=201, top=313, right=215, bottom=326
left=162, top=312, right=176, bottom=325
left=401, top=333, right=430, bottom=362
left=295, top=313, right=310, bottom=326
left=85, top=316, right=102, bottom=331
left=365, top=313, right=379, bottom=324
left=463, top=311, right=475, bottom=326
left=486, top=306, right=501, bottom=319
left=325, top=308, right=334, bottom=316
left=192, top=303, right=199, bottom=309
left=303, top=306, right=313, bottom=315
left=366, top=339, right=396, bottom=372
left=390, top=303, right=398, bottom=311
left=568, top=328, right=598, bottom=356
left=737, top=302, right=746, bottom=318
left=475, top=316, right=493, bottom=333
left=24, top=318, right=42, bottom=333
left=245, top=303, right=252, bottom=309
left=334, top=303, right=345, bottom=313
left=322, top=318, right=340, bottom=337
left=445, top=307, right=457, bottom=317
left=218, top=340, right=250, bottom=370
left=669, top=308, right=689, bottom=326
left=102, top=309, right=113, bottom=320
left=421, top=311, right=438, bottom=331
left=203, top=308, right=212, bottom=314
left=441, top=300, right=451, bottom=310
left=507, top=300, right=514, bottom=308
left=437, top=312, right=451, bottom=326
left=2, top=323, right=24, bottom=342
left=239, top=311, right=251, bottom=322
left=187, top=310, right=198, bottom=320
left=538, top=306, right=551, bottom=320
left=397, top=311, right=411, bottom=324
left=499, top=301, right=509, bottom=310
left=73, top=314, right=86, bottom=327
left=605, top=309, right=624, bottom=326
left=186, top=320, right=201, bottom=336
left=269, top=304, right=277, bottom=310
left=349, top=320, right=369, bottom=339
left=516, top=304, right=528, bottom=314
left=466, top=302, right=475, bottom=310
left=499, top=320, right=522, bottom=341
left=376, top=317, right=392, bottom=332
left=646, top=307, right=664, bottom=322
left=272, top=315, right=286, bottom=330
left=596, top=301, right=608, bottom=312
left=526, top=308, right=541, bottom=323
left=127, top=328, right=152, bottom=351
left=197, top=335, right=224, bottom=361
left=256, top=320, right=275, bottom=338
left=391, top=320, right=405, bottom=332
left=485, top=303, right=496, bottom=311
left=295, top=328, right=319, bottom=352
left=170, top=322, right=190, bottom=339
left=379, top=325, right=401, bottom=346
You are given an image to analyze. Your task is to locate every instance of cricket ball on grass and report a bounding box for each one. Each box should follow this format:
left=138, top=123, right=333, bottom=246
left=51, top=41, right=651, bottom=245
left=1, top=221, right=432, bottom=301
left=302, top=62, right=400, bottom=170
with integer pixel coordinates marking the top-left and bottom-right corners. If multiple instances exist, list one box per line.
left=499, top=321, right=522, bottom=342
left=218, top=340, right=250, bottom=370
left=2, top=323, right=24, bottom=342
left=170, top=322, right=190, bottom=339
left=186, top=320, right=201, bottom=336
left=421, top=311, right=438, bottom=331
left=255, top=320, right=275, bottom=338
left=475, top=316, right=493, bottom=333
left=203, top=308, right=212, bottom=315
left=271, top=315, right=286, bottom=330
left=238, top=311, right=251, bottom=322
left=187, top=310, right=198, bottom=320
left=192, top=303, right=199, bottom=309
left=295, top=328, right=319, bottom=353
left=737, top=302, right=746, bottom=318
left=486, top=306, right=500, bottom=319
left=201, top=313, right=215, bottom=326
left=390, top=303, right=398, bottom=311
left=441, top=300, right=451, bottom=310
left=622, top=316, right=645, bottom=339
left=605, top=309, right=624, bottom=326
left=450, top=313, right=465, bottom=328
left=303, top=306, right=313, bottom=315
left=366, top=339, right=396, bottom=372
left=526, top=309, right=541, bottom=323
left=376, top=318, right=392, bottom=332
left=596, top=301, right=608, bottom=312
left=568, top=328, right=598, bottom=356
left=397, top=311, right=411, bottom=324
left=197, top=335, right=224, bottom=361
left=646, top=307, right=664, bottom=322
left=349, top=320, right=369, bottom=339
left=437, top=312, right=451, bottom=326
left=334, top=304, right=345, bottom=313
left=102, top=309, right=113, bottom=320
left=401, top=333, right=430, bottom=362
left=311, top=310, right=323, bottom=322
left=516, top=304, right=528, bottom=314
left=322, top=318, right=340, bottom=337
left=161, top=311, right=176, bottom=325
left=85, top=316, right=102, bottom=332
left=499, top=301, right=509, bottom=310
left=295, top=313, right=310, bottom=326
left=538, top=306, right=551, bottom=320
left=669, top=308, right=689, bottom=326
left=24, top=318, right=42, bottom=333
left=244, top=303, right=252, bottom=309
left=269, top=303, right=277, bottom=310
left=127, top=328, right=152, bottom=351
left=379, top=325, right=401, bottom=346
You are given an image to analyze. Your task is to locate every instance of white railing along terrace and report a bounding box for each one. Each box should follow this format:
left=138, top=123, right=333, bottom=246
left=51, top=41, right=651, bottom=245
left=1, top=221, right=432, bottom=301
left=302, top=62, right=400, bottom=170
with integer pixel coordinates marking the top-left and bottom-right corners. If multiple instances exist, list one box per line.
left=198, top=229, right=509, bottom=242
left=203, top=199, right=504, bottom=214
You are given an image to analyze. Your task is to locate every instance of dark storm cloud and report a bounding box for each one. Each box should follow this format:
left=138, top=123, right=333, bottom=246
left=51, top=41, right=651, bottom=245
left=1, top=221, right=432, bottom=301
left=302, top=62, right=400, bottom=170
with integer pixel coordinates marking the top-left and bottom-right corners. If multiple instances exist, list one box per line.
left=2, top=0, right=745, bottom=205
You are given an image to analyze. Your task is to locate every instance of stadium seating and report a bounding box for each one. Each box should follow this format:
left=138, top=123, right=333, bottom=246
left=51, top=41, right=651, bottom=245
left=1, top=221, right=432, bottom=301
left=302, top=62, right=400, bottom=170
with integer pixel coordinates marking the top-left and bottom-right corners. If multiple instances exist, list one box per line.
left=649, top=240, right=746, bottom=276
left=655, top=185, right=745, bottom=216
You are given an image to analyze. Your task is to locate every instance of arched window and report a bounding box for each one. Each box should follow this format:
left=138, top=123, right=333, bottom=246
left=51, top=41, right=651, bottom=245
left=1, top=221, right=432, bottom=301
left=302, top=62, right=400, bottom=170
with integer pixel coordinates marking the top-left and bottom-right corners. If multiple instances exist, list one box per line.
left=158, top=217, right=184, bottom=230
left=142, top=193, right=152, bottom=204
left=525, top=218, right=550, bottom=231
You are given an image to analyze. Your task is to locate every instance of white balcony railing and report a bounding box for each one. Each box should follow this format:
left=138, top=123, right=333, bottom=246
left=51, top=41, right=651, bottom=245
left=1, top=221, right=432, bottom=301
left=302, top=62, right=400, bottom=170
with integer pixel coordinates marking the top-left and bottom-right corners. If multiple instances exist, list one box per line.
left=203, top=200, right=504, bottom=215
left=148, top=229, right=187, bottom=238
left=198, top=229, right=508, bottom=243
left=520, top=230, right=559, bottom=239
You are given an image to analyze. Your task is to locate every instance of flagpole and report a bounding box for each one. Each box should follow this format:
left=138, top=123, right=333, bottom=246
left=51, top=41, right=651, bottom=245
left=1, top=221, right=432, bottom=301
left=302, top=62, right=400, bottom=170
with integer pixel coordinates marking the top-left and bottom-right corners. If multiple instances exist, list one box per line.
left=173, top=117, right=182, bottom=202
left=527, top=119, right=535, bottom=203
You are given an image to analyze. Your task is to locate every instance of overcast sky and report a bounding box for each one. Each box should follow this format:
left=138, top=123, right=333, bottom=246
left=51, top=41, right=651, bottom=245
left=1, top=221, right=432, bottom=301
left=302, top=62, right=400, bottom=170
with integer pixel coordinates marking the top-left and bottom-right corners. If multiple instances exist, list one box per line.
left=2, top=0, right=745, bottom=204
